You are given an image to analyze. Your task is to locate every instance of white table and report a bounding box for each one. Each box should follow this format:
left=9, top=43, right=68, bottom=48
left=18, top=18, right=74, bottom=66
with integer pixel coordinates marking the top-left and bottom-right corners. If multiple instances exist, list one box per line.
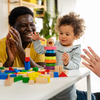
left=0, top=68, right=91, bottom=100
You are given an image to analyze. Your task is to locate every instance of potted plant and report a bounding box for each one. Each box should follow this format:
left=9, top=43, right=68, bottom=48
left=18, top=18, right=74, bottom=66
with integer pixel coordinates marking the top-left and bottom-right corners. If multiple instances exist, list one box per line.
left=39, top=11, right=59, bottom=40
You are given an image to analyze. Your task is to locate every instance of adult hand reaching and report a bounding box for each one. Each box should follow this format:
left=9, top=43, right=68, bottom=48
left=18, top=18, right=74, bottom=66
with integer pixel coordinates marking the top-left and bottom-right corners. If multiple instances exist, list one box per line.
left=81, top=46, right=100, bottom=77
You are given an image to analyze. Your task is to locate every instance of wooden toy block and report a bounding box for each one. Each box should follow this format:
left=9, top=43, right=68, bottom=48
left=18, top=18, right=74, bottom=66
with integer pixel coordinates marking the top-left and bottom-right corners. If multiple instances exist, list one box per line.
left=14, top=75, right=23, bottom=82
left=33, top=67, right=38, bottom=72
left=10, top=74, right=17, bottom=77
left=40, top=68, right=45, bottom=71
left=25, top=57, right=30, bottom=62
left=0, top=62, right=3, bottom=67
left=46, top=50, right=55, bottom=53
left=25, top=48, right=30, bottom=57
left=40, top=76, right=50, bottom=83
left=0, top=74, right=8, bottom=79
left=44, top=46, right=57, bottom=50
left=22, top=77, right=29, bottom=83
left=8, top=74, right=11, bottom=78
left=45, top=53, right=56, bottom=56
left=9, top=67, right=14, bottom=71
left=45, top=72, right=47, bottom=75
left=24, top=61, right=30, bottom=70
left=45, top=59, right=57, bottom=63
left=59, top=65, right=63, bottom=75
left=45, top=56, right=56, bottom=60
left=59, top=72, right=68, bottom=77
left=46, top=63, right=56, bottom=66
left=54, top=66, right=59, bottom=74
left=5, top=78, right=14, bottom=86
left=28, top=80, right=34, bottom=84
left=14, top=69, right=20, bottom=73
left=63, top=70, right=68, bottom=75
left=49, top=72, right=54, bottom=78
left=44, top=66, right=54, bottom=70
left=54, top=72, right=59, bottom=77
left=36, top=77, right=48, bottom=84
left=50, top=70, right=55, bottom=72
left=47, top=38, right=54, bottom=47
left=0, top=67, right=5, bottom=70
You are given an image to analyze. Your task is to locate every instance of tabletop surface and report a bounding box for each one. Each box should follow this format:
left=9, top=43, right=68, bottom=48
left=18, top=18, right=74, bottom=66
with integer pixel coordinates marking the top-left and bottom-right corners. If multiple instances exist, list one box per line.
left=0, top=68, right=90, bottom=100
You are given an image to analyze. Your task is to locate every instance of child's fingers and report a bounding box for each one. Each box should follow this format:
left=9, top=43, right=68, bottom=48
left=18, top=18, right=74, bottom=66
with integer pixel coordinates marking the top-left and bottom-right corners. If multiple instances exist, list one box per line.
left=39, top=37, right=45, bottom=41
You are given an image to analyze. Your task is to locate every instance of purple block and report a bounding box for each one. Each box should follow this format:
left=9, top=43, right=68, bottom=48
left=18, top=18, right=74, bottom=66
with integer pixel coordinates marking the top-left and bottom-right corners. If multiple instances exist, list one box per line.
left=44, top=66, right=54, bottom=70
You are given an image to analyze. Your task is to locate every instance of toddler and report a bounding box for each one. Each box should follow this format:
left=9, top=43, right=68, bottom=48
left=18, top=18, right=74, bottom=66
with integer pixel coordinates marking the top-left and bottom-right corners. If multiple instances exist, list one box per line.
left=29, top=12, right=86, bottom=100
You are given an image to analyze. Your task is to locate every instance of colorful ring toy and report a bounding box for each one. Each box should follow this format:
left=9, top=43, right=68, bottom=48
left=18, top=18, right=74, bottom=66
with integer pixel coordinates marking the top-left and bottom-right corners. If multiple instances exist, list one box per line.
left=44, top=46, right=57, bottom=50
left=46, top=50, right=55, bottom=53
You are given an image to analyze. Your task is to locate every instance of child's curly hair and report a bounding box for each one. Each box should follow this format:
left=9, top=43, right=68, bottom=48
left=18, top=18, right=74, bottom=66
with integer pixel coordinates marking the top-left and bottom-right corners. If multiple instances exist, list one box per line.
left=55, top=12, right=86, bottom=38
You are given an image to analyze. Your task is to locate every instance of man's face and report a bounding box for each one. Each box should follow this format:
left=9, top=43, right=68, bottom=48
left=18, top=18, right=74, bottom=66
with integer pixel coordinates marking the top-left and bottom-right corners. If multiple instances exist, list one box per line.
left=14, top=14, right=36, bottom=44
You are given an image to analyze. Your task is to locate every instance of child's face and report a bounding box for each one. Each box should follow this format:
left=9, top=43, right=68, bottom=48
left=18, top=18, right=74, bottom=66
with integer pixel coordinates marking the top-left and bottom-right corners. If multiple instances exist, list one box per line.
left=59, top=25, right=78, bottom=47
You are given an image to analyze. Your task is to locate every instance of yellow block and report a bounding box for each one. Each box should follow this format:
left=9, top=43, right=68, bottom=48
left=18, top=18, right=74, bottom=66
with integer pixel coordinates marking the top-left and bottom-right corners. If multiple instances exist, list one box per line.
left=23, top=0, right=37, bottom=4
left=45, top=56, right=56, bottom=60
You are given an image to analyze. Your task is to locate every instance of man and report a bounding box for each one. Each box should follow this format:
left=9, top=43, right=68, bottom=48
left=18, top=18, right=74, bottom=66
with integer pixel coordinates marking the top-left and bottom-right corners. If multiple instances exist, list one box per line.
left=0, top=6, right=45, bottom=68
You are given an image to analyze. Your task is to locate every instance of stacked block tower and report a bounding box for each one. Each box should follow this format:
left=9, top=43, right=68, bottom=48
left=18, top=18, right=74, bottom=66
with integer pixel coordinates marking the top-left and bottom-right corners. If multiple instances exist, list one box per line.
left=24, top=48, right=30, bottom=70
left=44, top=38, right=57, bottom=70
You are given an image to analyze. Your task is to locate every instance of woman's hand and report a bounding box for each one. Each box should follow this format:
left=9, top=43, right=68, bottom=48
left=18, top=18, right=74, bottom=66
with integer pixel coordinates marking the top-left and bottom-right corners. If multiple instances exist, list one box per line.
left=28, top=32, right=45, bottom=41
left=61, top=52, right=69, bottom=66
left=81, top=46, right=100, bottom=77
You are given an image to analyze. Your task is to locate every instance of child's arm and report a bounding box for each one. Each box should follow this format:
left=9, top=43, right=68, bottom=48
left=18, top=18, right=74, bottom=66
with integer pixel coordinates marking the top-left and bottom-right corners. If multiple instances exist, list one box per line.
left=28, top=32, right=45, bottom=41
left=62, top=46, right=81, bottom=70
left=28, top=32, right=46, bottom=54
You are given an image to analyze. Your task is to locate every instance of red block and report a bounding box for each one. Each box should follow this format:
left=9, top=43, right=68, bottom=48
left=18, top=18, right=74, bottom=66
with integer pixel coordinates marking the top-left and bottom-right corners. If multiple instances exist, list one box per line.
left=38, top=71, right=45, bottom=74
left=9, top=67, right=14, bottom=71
left=45, top=69, right=50, bottom=73
left=59, top=72, right=68, bottom=77
left=25, top=57, right=30, bottom=62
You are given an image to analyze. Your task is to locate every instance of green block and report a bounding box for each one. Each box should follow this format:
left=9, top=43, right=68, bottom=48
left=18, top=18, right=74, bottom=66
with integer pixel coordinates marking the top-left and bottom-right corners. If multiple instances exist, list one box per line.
left=14, top=75, right=23, bottom=82
left=21, top=70, right=30, bottom=72
left=6, top=72, right=15, bottom=74
left=22, top=77, right=29, bottom=83
left=0, top=67, right=5, bottom=70
left=46, top=63, right=56, bottom=66
left=33, top=67, right=38, bottom=72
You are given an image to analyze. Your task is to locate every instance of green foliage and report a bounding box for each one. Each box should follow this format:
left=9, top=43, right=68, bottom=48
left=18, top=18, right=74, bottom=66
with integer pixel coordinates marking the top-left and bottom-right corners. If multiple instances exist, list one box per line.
left=39, top=11, right=58, bottom=39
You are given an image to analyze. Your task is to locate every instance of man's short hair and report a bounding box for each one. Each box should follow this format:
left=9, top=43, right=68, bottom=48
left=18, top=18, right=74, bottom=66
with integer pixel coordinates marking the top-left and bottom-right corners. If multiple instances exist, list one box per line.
left=8, top=6, right=33, bottom=26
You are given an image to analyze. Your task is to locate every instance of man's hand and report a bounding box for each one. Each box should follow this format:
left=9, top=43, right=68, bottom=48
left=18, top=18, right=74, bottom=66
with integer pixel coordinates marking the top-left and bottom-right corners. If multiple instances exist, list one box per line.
left=61, top=52, right=69, bottom=66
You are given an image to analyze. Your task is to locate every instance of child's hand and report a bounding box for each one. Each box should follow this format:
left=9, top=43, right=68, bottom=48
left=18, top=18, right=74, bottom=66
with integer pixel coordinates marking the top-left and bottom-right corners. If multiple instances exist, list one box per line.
left=61, top=52, right=69, bottom=66
left=28, top=32, right=45, bottom=41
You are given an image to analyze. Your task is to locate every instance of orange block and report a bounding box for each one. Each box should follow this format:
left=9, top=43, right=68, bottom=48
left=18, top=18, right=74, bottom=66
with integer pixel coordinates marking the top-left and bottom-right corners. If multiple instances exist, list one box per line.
left=45, top=59, right=57, bottom=63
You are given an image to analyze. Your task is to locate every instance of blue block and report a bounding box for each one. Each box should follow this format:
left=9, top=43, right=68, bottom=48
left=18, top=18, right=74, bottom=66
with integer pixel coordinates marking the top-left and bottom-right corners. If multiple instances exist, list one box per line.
left=4, top=70, right=14, bottom=73
left=10, top=74, right=17, bottom=77
left=54, top=72, right=59, bottom=77
left=0, top=74, right=8, bottom=79
left=14, top=69, right=20, bottom=73
left=46, top=50, right=55, bottom=53
left=24, top=61, right=30, bottom=70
